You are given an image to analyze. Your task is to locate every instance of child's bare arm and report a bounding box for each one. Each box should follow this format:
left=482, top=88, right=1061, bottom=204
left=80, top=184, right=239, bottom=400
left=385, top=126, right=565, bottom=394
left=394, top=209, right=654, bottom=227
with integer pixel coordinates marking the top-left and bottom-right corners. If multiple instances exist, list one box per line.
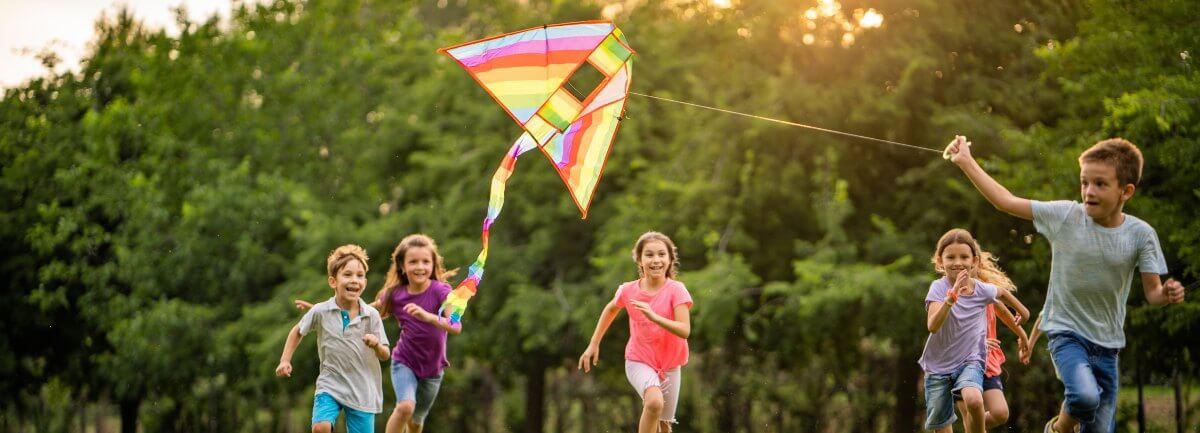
left=1142, top=274, right=1186, bottom=306
left=276, top=324, right=304, bottom=377
left=994, top=300, right=1029, bottom=343
left=362, top=334, right=390, bottom=360
left=630, top=301, right=690, bottom=339
left=997, top=288, right=1030, bottom=325
left=578, top=298, right=623, bottom=372
left=1019, top=315, right=1042, bottom=365
left=945, top=136, right=1034, bottom=220
left=927, top=300, right=954, bottom=333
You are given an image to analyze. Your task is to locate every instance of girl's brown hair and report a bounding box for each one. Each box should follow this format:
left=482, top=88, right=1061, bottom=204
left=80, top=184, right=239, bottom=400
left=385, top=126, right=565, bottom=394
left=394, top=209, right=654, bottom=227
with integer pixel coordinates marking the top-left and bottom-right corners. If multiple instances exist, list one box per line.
left=327, top=244, right=369, bottom=277
left=375, top=234, right=458, bottom=318
left=631, top=231, right=680, bottom=279
left=930, top=228, right=1016, bottom=291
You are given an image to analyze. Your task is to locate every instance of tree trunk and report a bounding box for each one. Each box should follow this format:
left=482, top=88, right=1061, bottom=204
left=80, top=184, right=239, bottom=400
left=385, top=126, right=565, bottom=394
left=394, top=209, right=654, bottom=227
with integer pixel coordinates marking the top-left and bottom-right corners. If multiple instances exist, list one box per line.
left=893, top=353, right=920, bottom=433
left=524, top=356, right=547, bottom=433
left=1137, top=347, right=1145, bottom=433
left=119, top=397, right=139, bottom=433
left=1174, top=366, right=1183, bottom=433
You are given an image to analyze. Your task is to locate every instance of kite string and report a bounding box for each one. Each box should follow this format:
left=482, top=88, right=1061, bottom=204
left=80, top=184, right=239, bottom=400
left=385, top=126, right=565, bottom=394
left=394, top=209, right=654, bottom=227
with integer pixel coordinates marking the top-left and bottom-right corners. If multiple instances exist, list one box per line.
left=628, top=91, right=943, bottom=155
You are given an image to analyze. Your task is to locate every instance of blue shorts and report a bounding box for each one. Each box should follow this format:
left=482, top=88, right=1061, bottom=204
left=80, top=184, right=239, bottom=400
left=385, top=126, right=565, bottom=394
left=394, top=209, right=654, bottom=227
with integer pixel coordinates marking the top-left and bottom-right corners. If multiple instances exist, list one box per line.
left=1048, top=331, right=1119, bottom=432
left=391, top=361, right=444, bottom=424
left=923, top=362, right=984, bottom=430
left=312, top=393, right=374, bottom=433
left=954, top=374, right=1003, bottom=400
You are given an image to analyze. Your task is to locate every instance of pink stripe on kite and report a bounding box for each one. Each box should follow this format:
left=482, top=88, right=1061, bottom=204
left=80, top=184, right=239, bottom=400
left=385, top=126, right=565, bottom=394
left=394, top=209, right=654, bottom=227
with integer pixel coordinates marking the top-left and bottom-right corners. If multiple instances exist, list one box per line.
left=456, top=36, right=608, bottom=66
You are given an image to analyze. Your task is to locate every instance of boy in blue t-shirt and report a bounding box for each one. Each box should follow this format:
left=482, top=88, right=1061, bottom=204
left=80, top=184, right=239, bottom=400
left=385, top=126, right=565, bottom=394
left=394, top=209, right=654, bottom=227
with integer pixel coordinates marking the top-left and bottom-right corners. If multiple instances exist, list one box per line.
left=945, top=136, right=1185, bottom=433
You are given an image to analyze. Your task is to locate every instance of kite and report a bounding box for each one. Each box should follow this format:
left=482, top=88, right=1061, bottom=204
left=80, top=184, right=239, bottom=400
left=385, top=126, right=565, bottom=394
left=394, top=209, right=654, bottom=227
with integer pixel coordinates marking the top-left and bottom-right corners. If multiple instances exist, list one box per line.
left=437, top=21, right=635, bottom=324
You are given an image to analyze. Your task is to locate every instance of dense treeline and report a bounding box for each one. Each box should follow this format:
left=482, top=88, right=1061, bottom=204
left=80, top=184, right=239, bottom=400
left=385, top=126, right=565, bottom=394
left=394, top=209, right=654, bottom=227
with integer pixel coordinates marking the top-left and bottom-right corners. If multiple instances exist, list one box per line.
left=1, top=0, right=1196, bottom=432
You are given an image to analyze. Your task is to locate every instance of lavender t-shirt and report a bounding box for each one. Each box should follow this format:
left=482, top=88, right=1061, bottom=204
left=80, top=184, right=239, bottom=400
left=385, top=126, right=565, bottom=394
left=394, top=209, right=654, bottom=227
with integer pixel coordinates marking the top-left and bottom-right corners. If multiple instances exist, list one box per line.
left=918, top=277, right=999, bottom=374
left=389, top=280, right=451, bottom=379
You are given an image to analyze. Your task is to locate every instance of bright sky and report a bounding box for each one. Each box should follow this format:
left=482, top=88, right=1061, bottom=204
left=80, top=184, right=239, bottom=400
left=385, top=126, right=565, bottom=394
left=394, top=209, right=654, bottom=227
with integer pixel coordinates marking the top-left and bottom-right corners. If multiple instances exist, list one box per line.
left=0, top=0, right=237, bottom=89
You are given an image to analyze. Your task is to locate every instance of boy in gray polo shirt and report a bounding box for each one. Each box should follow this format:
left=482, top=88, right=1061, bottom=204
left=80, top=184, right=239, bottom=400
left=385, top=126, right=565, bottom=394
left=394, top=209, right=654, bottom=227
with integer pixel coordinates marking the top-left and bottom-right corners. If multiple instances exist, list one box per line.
left=277, top=245, right=390, bottom=433
left=945, top=137, right=1185, bottom=433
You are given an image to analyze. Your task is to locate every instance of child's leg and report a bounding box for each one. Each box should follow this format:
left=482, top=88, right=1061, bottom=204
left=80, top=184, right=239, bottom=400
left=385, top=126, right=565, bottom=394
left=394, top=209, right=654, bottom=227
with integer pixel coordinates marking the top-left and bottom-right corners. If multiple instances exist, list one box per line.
left=406, top=371, right=445, bottom=433
left=981, top=376, right=1009, bottom=428
left=655, top=368, right=682, bottom=433
left=1047, top=332, right=1104, bottom=432
left=955, top=400, right=972, bottom=430
left=639, top=386, right=666, bottom=433
left=657, top=420, right=672, bottom=433
left=952, top=363, right=986, bottom=433
left=311, top=393, right=341, bottom=433
left=959, top=387, right=986, bottom=433
left=626, top=361, right=670, bottom=433
left=982, top=389, right=1009, bottom=428
left=388, top=362, right=420, bottom=433
left=1079, top=347, right=1118, bottom=433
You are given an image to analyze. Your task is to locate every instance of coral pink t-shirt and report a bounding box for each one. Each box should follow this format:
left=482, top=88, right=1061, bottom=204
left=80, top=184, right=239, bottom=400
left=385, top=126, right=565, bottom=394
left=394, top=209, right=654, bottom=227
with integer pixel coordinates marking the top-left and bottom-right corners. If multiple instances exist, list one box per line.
left=614, top=279, right=693, bottom=378
left=984, top=304, right=1005, bottom=378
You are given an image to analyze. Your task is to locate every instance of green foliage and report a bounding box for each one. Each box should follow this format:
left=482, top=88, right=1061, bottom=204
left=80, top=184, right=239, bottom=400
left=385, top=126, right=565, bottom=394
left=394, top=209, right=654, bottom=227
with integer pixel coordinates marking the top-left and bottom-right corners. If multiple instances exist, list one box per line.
left=2, top=0, right=1197, bottom=432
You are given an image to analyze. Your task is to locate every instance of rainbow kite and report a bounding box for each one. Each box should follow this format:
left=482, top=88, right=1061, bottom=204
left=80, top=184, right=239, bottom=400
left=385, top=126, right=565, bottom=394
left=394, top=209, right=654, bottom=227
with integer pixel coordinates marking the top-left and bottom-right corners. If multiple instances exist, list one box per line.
left=437, top=21, right=635, bottom=324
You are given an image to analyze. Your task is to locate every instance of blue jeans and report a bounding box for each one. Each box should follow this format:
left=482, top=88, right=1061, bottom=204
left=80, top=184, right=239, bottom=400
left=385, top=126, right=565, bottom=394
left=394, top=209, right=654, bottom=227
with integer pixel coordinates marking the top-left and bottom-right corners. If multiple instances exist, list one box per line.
left=923, top=362, right=984, bottom=430
left=1048, top=331, right=1119, bottom=433
left=312, top=393, right=374, bottom=433
left=390, top=361, right=444, bottom=424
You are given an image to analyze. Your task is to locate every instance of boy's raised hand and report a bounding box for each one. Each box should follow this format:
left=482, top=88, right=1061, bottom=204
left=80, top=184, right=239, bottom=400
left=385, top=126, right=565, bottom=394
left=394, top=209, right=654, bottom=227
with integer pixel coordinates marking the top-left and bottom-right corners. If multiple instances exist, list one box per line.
left=943, top=135, right=974, bottom=166
left=275, top=361, right=293, bottom=377
left=1164, top=278, right=1186, bottom=304
left=294, top=299, right=314, bottom=310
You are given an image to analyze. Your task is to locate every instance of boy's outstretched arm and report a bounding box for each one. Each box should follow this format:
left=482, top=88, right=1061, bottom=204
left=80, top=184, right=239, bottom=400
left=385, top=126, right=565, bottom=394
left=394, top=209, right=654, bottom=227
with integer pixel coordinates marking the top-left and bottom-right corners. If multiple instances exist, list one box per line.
left=946, top=136, right=1034, bottom=220
left=1142, top=274, right=1186, bottom=307
left=276, top=324, right=304, bottom=377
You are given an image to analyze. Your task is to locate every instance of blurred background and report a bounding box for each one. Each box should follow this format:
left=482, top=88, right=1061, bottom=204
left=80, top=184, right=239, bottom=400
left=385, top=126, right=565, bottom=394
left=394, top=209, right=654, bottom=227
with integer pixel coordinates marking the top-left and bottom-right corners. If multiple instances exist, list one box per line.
left=1, top=0, right=1197, bottom=432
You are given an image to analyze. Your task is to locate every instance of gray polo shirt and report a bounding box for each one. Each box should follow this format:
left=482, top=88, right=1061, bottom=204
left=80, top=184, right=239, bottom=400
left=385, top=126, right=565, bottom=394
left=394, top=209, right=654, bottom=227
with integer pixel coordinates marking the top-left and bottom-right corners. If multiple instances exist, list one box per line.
left=1032, top=200, right=1168, bottom=349
left=298, top=297, right=389, bottom=413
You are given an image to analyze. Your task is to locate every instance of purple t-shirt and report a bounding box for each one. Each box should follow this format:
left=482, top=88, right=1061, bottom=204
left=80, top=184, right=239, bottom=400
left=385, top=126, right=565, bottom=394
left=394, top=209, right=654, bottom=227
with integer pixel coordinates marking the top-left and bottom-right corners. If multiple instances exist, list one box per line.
left=918, top=276, right=998, bottom=374
left=389, top=280, right=451, bottom=379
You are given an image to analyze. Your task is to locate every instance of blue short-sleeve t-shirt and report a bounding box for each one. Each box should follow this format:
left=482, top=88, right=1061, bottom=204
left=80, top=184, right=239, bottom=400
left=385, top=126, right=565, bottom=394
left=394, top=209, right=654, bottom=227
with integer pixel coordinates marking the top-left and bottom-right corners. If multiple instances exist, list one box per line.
left=1032, top=200, right=1168, bottom=349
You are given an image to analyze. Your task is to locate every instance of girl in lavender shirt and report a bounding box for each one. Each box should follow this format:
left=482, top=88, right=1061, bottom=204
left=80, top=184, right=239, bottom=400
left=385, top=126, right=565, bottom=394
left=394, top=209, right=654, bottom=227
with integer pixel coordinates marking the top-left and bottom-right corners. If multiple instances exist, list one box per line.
left=919, top=229, right=999, bottom=433
left=298, top=234, right=462, bottom=433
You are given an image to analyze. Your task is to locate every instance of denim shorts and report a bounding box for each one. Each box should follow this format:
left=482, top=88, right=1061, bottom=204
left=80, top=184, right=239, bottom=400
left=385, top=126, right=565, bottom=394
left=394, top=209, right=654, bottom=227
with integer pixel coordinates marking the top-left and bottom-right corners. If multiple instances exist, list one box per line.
left=390, top=361, right=444, bottom=425
left=312, top=393, right=374, bottom=433
left=923, top=362, right=984, bottom=430
left=954, top=373, right=1003, bottom=401
left=1048, top=331, right=1119, bottom=432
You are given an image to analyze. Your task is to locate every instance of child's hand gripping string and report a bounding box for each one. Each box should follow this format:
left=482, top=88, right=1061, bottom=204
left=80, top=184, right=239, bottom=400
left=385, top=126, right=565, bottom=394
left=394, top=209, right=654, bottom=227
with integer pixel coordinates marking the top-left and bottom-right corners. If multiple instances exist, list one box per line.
left=943, top=135, right=974, bottom=165
left=1163, top=278, right=1187, bottom=304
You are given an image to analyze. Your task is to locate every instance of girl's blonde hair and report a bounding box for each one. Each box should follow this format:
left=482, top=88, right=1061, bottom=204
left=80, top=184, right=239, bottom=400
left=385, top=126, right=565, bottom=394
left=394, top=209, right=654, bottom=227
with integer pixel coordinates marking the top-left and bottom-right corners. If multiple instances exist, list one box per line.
left=631, top=231, right=680, bottom=279
left=327, top=244, right=369, bottom=277
left=376, top=234, right=458, bottom=318
left=931, top=228, right=1016, bottom=291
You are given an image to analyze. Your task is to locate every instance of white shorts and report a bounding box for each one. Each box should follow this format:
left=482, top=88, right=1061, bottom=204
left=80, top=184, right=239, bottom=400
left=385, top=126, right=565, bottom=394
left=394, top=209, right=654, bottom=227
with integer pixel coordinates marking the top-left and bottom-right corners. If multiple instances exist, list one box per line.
left=625, top=360, right=682, bottom=423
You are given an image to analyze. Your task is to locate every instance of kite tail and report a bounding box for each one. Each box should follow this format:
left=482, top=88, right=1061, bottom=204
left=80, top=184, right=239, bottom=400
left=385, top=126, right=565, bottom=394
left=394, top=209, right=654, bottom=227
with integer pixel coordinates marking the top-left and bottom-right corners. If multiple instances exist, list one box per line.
left=439, top=134, right=539, bottom=324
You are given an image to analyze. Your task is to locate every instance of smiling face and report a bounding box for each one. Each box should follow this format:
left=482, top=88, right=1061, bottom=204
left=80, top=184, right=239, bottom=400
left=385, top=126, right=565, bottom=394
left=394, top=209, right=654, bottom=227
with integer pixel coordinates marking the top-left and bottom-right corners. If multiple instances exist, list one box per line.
left=938, top=242, right=978, bottom=282
left=329, top=258, right=367, bottom=305
left=638, top=240, right=672, bottom=280
left=402, top=246, right=434, bottom=288
left=1079, top=160, right=1133, bottom=226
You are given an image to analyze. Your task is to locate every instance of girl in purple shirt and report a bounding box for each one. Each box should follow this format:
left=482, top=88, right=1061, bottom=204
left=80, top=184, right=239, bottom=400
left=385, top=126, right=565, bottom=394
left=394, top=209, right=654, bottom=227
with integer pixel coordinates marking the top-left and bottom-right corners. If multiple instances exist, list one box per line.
left=298, top=234, right=461, bottom=433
